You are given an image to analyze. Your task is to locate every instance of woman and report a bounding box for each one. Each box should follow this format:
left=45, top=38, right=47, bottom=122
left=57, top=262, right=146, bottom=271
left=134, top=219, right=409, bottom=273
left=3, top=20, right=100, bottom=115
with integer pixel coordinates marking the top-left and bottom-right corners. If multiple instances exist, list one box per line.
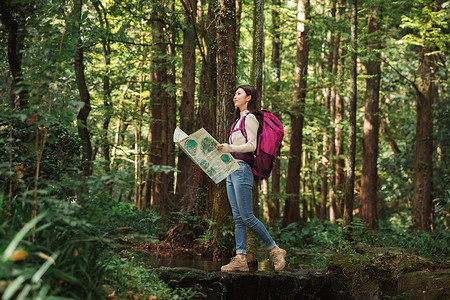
left=217, top=85, right=286, bottom=272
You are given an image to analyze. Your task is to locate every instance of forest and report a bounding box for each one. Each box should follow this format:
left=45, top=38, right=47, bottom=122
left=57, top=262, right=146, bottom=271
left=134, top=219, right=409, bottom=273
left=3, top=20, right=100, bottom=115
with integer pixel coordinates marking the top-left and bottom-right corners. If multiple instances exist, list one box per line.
left=0, top=0, right=449, bottom=299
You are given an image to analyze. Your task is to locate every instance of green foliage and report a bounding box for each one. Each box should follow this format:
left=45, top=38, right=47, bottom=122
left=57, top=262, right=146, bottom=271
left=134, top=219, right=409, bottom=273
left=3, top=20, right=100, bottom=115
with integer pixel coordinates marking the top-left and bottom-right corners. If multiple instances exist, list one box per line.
left=0, top=209, right=106, bottom=299
left=103, top=250, right=205, bottom=299
left=275, top=218, right=449, bottom=270
left=400, top=0, right=449, bottom=51
left=82, top=192, right=162, bottom=241
left=433, top=190, right=450, bottom=213
left=0, top=106, right=81, bottom=200
left=195, top=217, right=235, bottom=257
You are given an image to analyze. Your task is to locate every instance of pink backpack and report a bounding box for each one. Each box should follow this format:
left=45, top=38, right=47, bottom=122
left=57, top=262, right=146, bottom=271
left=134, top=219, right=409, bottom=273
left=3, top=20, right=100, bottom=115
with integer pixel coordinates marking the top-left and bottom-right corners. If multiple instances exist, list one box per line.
left=230, top=110, right=284, bottom=183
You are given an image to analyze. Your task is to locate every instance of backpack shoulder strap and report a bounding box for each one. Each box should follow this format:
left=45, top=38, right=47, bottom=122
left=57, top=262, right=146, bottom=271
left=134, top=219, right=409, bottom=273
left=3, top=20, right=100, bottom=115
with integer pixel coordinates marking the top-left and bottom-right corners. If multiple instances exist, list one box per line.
left=230, top=113, right=249, bottom=144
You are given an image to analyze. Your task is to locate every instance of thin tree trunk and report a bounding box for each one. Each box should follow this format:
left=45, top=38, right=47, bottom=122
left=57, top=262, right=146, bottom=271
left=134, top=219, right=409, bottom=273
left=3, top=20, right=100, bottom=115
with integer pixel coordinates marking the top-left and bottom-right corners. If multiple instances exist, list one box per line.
left=111, top=83, right=130, bottom=171
left=380, top=117, right=401, bottom=154
left=412, top=45, right=435, bottom=231
left=332, top=0, right=346, bottom=222
left=235, top=0, right=242, bottom=48
left=343, top=0, right=357, bottom=229
left=283, top=0, right=310, bottom=227
left=167, top=6, right=177, bottom=211
left=301, top=151, right=308, bottom=220
left=360, top=7, right=382, bottom=229
left=74, top=0, right=93, bottom=180
left=93, top=0, right=112, bottom=175
left=270, top=0, right=282, bottom=224
left=320, top=0, right=336, bottom=220
left=247, top=0, right=265, bottom=266
left=309, top=155, right=317, bottom=220
left=133, top=84, right=142, bottom=209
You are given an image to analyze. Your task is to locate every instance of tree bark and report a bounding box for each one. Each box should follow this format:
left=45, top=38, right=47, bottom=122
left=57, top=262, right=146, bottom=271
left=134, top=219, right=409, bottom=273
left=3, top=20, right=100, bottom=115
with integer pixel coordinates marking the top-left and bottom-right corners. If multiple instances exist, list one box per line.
left=176, top=0, right=198, bottom=211
left=0, top=0, right=27, bottom=108
left=166, top=8, right=177, bottom=212
left=149, top=16, right=166, bottom=213
left=320, top=0, right=336, bottom=221
left=360, top=7, right=382, bottom=229
left=196, top=0, right=218, bottom=216
left=211, top=0, right=236, bottom=258
left=93, top=0, right=112, bottom=175
left=235, top=0, right=242, bottom=49
left=332, top=0, right=346, bottom=222
left=412, top=46, right=435, bottom=231
left=269, top=0, right=282, bottom=224
left=133, top=84, right=142, bottom=209
left=283, top=0, right=309, bottom=227
left=74, top=0, right=93, bottom=179
left=247, top=0, right=264, bottom=265
left=343, top=0, right=357, bottom=229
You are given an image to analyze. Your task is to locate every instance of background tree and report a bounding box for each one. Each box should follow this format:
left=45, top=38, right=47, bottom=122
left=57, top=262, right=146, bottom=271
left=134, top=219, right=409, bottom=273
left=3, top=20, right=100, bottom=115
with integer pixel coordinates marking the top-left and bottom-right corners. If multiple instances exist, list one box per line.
left=268, top=0, right=282, bottom=225
left=74, top=0, right=93, bottom=181
left=176, top=0, right=197, bottom=210
left=283, top=0, right=310, bottom=227
left=0, top=0, right=28, bottom=108
left=360, top=3, right=382, bottom=229
left=211, top=0, right=236, bottom=257
left=404, top=0, right=440, bottom=231
left=319, top=0, right=337, bottom=221
left=343, top=0, right=357, bottom=228
left=332, top=0, right=347, bottom=222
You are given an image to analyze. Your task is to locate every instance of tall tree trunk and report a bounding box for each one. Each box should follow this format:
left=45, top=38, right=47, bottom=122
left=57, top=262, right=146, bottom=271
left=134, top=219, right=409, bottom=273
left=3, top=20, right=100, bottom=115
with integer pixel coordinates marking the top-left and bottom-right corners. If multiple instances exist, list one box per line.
left=166, top=4, right=177, bottom=212
left=320, top=0, right=336, bottom=221
left=0, top=0, right=27, bottom=108
left=149, top=16, right=166, bottom=213
left=283, top=0, right=310, bottom=227
left=134, top=84, right=142, bottom=209
left=328, top=46, right=337, bottom=222
left=343, top=0, right=357, bottom=228
left=212, top=0, right=236, bottom=258
left=93, top=0, right=112, bottom=175
left=111, top=83, right=130, bottom=173
left=247, top=0, right=265, bottom=265
left=331, top=0, right=346, bottom=222
left=360, top=7, right=382, bottom=229
left=412, top=46, right=435, bottom=231
left=269, top=0, right=282, bottom=224
left=235, top=0, right=242, bottom=48
left=176, top=0, right=197, bottom=210
left=301, top=151, right=308, bottom=220
left=160, top=74, right=170, bottom=217
left=74, top=0, right=93, bottom=180
left=196, top=0, right=218, bottom=217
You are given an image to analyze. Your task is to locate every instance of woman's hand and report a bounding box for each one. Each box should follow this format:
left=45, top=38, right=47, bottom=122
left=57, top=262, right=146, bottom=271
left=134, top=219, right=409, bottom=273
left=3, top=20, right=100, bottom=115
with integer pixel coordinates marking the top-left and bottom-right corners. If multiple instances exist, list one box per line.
left=217, top=143, right=231, bottom=152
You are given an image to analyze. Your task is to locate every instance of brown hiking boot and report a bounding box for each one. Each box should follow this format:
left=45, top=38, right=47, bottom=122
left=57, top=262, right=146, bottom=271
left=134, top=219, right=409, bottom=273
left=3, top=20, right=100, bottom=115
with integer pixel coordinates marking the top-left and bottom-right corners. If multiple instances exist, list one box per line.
left=221, top=256, right=249, bottom=272
left=270, top=248, right=286, bottom=272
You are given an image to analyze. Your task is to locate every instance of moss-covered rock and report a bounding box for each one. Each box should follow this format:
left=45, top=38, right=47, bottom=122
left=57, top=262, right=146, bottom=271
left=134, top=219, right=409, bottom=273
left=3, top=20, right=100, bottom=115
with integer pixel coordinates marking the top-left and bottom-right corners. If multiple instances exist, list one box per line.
left=397, top=269, right=450, bottom=300
left=327, top=247, right=449, bottom=300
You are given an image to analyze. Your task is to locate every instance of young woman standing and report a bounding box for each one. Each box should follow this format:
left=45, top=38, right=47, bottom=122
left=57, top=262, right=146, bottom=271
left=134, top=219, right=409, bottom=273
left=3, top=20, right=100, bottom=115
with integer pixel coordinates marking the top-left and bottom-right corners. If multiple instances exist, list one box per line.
left=217, top=85, right=286, bottom=272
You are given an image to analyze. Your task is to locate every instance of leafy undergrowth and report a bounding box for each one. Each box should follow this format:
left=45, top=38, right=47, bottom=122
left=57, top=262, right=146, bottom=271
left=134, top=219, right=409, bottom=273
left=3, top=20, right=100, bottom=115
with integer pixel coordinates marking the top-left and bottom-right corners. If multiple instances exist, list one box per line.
left=102, top=249, right=205, bottom=299
left=2, top=190, right=449, bottom=299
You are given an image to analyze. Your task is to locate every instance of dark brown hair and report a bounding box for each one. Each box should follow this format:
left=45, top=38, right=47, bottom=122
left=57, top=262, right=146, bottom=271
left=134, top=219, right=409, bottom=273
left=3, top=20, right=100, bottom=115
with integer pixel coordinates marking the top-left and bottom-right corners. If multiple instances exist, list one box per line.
left=234, top=85, right=260, bottom=120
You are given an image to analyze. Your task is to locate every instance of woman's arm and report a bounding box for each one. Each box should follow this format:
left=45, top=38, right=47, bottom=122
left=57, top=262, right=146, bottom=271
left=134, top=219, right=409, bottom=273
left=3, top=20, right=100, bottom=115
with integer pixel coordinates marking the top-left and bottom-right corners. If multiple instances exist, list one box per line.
left=218, top=114, right=259, bottom=153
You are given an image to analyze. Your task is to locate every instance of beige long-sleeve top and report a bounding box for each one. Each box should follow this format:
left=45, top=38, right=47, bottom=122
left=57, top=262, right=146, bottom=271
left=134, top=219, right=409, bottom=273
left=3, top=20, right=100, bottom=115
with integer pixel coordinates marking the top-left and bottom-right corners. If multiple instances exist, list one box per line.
left=220, top=110, right=259, bottom=153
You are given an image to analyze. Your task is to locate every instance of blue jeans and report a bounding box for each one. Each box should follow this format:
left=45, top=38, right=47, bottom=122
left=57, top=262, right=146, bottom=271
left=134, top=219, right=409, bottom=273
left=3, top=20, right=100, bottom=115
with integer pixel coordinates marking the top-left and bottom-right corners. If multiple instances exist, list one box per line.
left=226, top=161, right=276, bottom=255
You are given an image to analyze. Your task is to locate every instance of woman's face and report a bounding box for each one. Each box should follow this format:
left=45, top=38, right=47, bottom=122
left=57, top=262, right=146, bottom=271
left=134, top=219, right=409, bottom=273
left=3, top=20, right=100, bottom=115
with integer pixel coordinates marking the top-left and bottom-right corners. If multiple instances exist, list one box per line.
left=233, top=88, right=251, bottom=111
